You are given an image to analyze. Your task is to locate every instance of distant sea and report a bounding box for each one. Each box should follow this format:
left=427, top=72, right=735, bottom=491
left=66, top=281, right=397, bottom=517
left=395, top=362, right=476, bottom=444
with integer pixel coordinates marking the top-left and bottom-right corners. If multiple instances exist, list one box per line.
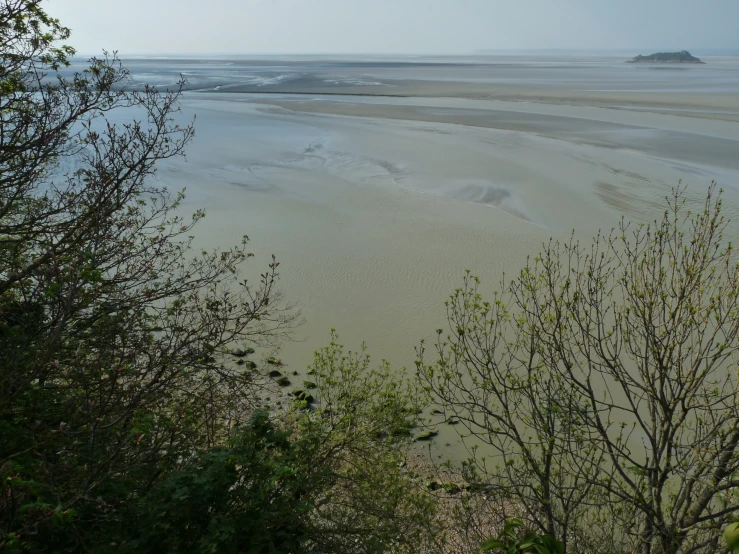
left=59, top=52, right=739, bottom=96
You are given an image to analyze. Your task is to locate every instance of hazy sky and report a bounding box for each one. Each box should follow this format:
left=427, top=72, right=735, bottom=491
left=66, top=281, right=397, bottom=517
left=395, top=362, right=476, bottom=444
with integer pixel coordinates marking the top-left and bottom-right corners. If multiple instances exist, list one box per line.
left=54, top=0, right=738, bottom=55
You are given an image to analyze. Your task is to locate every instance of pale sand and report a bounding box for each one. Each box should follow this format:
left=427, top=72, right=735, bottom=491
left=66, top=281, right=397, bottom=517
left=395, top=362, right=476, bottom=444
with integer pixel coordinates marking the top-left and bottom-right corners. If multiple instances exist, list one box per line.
left=163, top=93, right=738, bottom=341
left=151, top=86, right=739, bottom=450
left=206, top=81, right=739, bottom=122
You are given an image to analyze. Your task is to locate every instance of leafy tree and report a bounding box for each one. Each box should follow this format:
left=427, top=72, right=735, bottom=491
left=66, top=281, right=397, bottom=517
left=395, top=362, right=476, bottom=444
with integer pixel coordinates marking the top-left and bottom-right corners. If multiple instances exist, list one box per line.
left=418, top=185, right=739, bottom=554
left=0, top=5, right=438, bottom=552
left=119, top=411, right=321, bottom=554
left=292, top=334, right=437, bottom=553
left=0, top=1, right=294, bottom=549
left=119, top=334, right=438, bottom=554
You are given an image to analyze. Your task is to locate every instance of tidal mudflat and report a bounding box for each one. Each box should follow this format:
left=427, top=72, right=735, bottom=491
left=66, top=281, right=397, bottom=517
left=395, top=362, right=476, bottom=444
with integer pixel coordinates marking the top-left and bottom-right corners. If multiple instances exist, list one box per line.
left=115, top=55, right=739, bottom=381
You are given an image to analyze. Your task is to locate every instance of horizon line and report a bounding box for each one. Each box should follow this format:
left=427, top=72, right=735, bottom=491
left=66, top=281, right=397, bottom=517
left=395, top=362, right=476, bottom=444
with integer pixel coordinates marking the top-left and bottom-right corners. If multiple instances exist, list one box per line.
left=67, top=47, right=739, bottom=58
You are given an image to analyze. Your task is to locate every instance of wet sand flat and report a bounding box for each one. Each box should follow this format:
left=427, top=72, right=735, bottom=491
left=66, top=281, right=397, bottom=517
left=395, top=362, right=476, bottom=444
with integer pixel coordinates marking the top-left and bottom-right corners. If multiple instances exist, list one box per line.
left=216, top=84, right=739, bottom=121
left=104, top=54, right=737, bottom=450
left=101, top=54, right=738, bottom=389
left=243, top=96, right=739, bottom=172
left=156, top=85, right=739, bottom=379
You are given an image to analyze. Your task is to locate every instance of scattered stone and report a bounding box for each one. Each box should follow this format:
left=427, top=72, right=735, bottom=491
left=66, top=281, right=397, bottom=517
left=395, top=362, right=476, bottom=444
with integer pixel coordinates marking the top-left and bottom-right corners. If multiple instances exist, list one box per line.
left=268, top=369, right=283, bottom=378
left=292, top=371, right=299, bottom=376
left=292, top=390, right=314, bottom=404
left=413, top=430, right=438, bottom=442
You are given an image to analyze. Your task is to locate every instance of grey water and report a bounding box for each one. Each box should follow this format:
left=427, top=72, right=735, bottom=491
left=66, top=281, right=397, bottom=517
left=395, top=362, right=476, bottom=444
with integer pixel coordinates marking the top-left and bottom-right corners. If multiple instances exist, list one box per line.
left=61, top=54, right=739, bottom=94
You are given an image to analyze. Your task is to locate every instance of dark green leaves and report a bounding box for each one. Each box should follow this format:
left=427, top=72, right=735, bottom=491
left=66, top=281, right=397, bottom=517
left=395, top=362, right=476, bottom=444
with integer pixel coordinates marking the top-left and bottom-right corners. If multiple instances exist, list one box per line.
left=480, top=519, right=564, bottom=554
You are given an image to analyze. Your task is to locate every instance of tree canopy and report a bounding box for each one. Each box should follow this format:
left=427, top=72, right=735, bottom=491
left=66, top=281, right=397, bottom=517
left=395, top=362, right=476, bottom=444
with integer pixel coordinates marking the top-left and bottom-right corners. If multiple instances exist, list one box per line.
left=0, top=2, right=439, bottom=552
left=419, top=185, right=739, bottom=554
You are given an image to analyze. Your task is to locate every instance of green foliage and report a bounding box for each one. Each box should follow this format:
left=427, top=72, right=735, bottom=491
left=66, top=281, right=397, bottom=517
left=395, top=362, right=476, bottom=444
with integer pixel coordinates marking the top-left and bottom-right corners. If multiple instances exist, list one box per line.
left=1, top=1, right=440, bottom=545
left=115, top=334, right=438, bottom=554
left=419, top=185, right=739, bottom=554
left=120, top=411, right=319, bottom=553
left=480, top=519, right=564, bottom=554
left=1, top=2, right=437, bottom=553
left=280, top=332, right=438, bottom=553
left=726, top=522, right=739, bottom=554
left=0, top=1, right=296, bottom=549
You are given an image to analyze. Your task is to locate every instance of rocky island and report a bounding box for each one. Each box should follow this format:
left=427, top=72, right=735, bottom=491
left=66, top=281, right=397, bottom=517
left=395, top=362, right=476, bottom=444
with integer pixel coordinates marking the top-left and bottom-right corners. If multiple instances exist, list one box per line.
left=627, top=50, right=705, bottom=63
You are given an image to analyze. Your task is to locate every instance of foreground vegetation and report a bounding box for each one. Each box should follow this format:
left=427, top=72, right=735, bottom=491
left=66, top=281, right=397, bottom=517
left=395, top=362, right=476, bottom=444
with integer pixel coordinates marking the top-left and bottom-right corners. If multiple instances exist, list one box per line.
left=2, top=2, right=739, bottom=553
left=419, top=184, right=739, bottom=554
left=0, top=2, right=435, bottom=551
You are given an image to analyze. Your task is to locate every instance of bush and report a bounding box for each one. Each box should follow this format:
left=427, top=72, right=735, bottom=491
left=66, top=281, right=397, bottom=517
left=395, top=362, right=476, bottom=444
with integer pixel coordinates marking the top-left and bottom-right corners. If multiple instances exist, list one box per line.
left=119, top=333, right=439, bottom=554
left=419, top=186, right=739, bottom=554
left=0, top=2, right=294, bottom=549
